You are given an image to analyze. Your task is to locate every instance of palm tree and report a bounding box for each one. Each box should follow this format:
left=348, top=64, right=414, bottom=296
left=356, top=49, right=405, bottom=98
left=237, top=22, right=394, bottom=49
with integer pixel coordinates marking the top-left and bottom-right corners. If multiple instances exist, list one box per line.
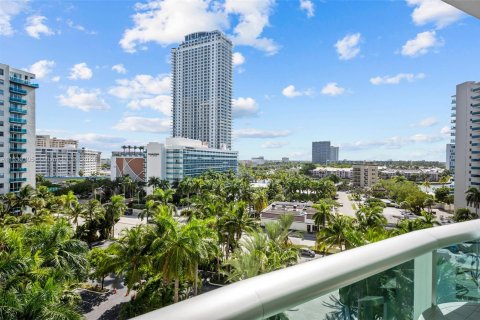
left=104, top=195, right=127, bottom=238
left=355, top=205, right=387, bottom=231
left=69, top=202, right=86, bottom=230
left=84, top=199, right=105, bottom=224
left=422, top=179, right=431, bottom=193
left=252, top=189, right=268, bottom=216
left=220, top=202, right=257, bottom=256
left=17, top=185, right=35, bottom=214
left=139, top=199, right=157, bottom=223
left=110, top=226, right=150, bottom=295
left=148, top=176, right=162, bottom=190
left=317, top=215, right=355, bottom=252
left=313, top=200, right=333, bottom=229
left=466, top=187, right=480, bottom=217
left=423, top=197, right=435, bottom=214
left=121, top=145, right=127, bottom=153
left=133, top=146, right=137, bottom=154
left=60, top=190, right=78, bottom=214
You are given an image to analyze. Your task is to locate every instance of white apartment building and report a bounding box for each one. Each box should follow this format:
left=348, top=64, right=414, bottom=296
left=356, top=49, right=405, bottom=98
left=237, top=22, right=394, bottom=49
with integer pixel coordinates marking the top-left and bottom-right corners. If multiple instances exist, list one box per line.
left=311, top=167, right=352, bottom=179
left=36, top=135, right=78, bottom=148
left=453, top=81, right=480, bottom=210
left=171, top=31, right=233, bottom=150
left=0, top=63, right=37, bottom=193
left=352, top=164, right=378, bottom=188
left=79, top=148, right=101, bottom=176
left=446, top=143, right=455, bottom=172
left=251, top=156, right=265, bottom=166
left=36, top=147, right=79, bottom=177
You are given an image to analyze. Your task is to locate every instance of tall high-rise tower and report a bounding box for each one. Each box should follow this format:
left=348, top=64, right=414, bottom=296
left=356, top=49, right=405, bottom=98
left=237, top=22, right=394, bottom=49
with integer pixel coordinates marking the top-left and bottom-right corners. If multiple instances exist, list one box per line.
left=0, top=63, right=37, bottom=193
left=453, top=81, right=480, bottom=210
left=171, top=31, right=233, bottom=150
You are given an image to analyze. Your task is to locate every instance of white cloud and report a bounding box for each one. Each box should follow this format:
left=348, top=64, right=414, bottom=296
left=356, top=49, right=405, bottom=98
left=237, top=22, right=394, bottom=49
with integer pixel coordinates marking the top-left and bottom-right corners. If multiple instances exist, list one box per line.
left=233, top=128, right=291, bottom=138
left=232, top=97, right=259, bottom=118
left=342, top=133, right=445, bottom=151
left=120, top=0, right=278, bottom=55
left=0, top=0, right=27, bottom=36
left=51, top=76, right=60, bottom=82
left=25, top=15, right=54, bottom=39
left=109, top=74, right=171, bottom=116
left=370, top=73, right=426, bottom=85
left=120, top=0, right=228, bottom=53
left=299, top=0, right=314, bottom=18
left=406, top=0, right=464, bottom=29
left=26, top=60, right=55, bottom=79
left=68, top=62, right=93, bottom=80
left=114, top=116, right=170, bottom=133
left=321, top=82, right=345, bottom=96
left=282, top=84, right=313, bottom=98
left=417, top=116, right=438, bottom=127
left=58, top=86, right=110, bottom=112
left=440, top=126, right=451, bottom=135
left=233, top=52, right=245, bottom=66
left=335, top=33, right=361, bottom=60
left=401, top=30, right=443, bottom=57
left=261, top=140, right=288, bottom=149
left=112, top=64, right=127, bottom=74
left=65, top=19, right=96, bottom=35
left=225, top=0, right=279, bottom=55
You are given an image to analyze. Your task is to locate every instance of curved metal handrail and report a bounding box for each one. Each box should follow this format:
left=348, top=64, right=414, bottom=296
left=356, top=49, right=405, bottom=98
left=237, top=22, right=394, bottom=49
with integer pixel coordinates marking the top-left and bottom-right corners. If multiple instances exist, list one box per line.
left=134, top=220, right=480, bottom=320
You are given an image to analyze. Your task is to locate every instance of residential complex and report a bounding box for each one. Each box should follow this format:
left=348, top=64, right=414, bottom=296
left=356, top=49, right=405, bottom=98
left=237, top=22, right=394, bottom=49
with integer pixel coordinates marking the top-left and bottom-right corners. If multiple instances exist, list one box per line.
left=379, top=167, right=442, bottom=182
left=312, top=141, right=339, bottom=164
left=171, top=31, right=233, bottom=150
left=352, top=163, right=378, bottom=188
left=36, top=135, right=78, bottom=148
left=260, top=201, right=318, bottom=233
left=111, top=137, right=238, bottom=186
left=0, top=64, right=37, bottom=193
left=79, top=148, right=101, bottom=176
left=36, top=146, right=79, bottom=177
left=452, top=81, right=480, bottom=209
left=251, top=156, right=266, bottom=166
left=446, top=143, right=455, bottom=171
left=311, top=167, right=352, bottom=179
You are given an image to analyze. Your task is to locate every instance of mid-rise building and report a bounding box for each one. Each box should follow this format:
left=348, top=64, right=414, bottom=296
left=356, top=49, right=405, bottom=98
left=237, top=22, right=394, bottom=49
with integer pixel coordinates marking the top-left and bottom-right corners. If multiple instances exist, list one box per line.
left=36, top=135, right=78, bottom=148
left=312, top=141, right=331, bottom=164
left=453, top=81, right=480, bottom=210
left=79, top=148, right=101, bottom=176
left=0, top=63, right=37, bottom=193
left=111, top=137, right=238, bottom=187
left=330, top=146, right=339, bottom=162
left=352, top=164, right=378, bottom=188
left=36, top=147, right=79, bottom=177
left=171, top=31, right=233, bottom=150
left=282, top=157, right=289, bottom=163
left=311, top=167, right=352, bottom=179
left=251, top=156, right=265, bottom=166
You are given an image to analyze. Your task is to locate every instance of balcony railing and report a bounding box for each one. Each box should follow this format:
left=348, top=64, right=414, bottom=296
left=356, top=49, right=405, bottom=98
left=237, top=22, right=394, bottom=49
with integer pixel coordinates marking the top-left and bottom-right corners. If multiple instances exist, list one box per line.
left=9, top=177, right=27, bottom=183
left=9, top=77, right=39, bottom=88
left=9, top=138, right=26, bottom=143
left=9, top=127, right=27, bottom=134
left=9, top=148, right=26, bottom=153
left=9, top=107, right=27, bottom=115
left=134, top=221, right=480, bottom=320
left=9, top=118, right=26, bottom=124
left=9, top=86, right=27, bottom=95
left=10, top=168, right=26, bottom=173
left=9, top=97, right=27, bottom=105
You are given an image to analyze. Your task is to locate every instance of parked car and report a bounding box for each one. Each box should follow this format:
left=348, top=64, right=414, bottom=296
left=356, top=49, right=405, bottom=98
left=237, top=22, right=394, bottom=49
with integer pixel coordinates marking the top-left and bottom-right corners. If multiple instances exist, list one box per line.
left=300, top=248, right=315, bottom=258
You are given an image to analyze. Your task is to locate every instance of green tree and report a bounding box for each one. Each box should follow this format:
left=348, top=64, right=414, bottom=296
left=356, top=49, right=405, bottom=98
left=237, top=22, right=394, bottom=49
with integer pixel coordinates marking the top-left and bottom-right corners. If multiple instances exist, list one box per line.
left=466, top=187, right=480, bottom=216
left=453, top=208, right=476, bottom=222
left=104, top=195, right=127, bottom=238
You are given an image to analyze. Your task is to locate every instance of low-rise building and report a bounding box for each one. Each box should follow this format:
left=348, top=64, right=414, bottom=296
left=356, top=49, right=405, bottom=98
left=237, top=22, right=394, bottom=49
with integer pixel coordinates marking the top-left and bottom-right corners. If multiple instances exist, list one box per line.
left=110, top=150, right=146, bottom=182
left=260, top=201, right=318, bottom=233
left=311, top=167, right=352, bottom=179
left=379, top=167, right=442, bottom=182
left=251, top=156, right=265, bottom=166
left=352, top=164, right=378, bottom=188
left=282, top=157, right=289, bottom=163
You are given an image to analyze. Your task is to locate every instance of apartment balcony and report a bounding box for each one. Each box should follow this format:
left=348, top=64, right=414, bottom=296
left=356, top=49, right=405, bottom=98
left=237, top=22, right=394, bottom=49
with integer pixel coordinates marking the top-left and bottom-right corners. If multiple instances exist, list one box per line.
left=9, top=97, right=27, bottom=105
left=473, top=87, right=480, bottom=93
left=9, top=148, right=26, bottom=153
left=9, top=86, right=27, bottom=95
left=9, top=127, right=27, bottom=134
left=9, top=118, right=26, bottom=124
left=135, top=221, right=480, bottom=320
left=9, top=107, right=27, bottom=115
left=9, top=77, right=39, bottom=88
left=9, top=177, right=26, bottom=183
left=10, top=168, right=26, bottom=173
left=472, top=126, right=480, bottom=131
left=9, top=138, right=26, bottom=144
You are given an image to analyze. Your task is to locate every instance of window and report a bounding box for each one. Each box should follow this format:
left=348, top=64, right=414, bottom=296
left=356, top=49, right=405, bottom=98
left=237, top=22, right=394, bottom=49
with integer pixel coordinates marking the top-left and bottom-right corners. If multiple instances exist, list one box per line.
left=0, top=69, right=3, bottom=76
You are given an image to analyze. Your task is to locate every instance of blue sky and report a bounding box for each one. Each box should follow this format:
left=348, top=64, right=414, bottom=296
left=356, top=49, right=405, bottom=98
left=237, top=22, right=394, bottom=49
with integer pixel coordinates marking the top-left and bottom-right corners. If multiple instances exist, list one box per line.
left=0, top=0, right=478, bottom=161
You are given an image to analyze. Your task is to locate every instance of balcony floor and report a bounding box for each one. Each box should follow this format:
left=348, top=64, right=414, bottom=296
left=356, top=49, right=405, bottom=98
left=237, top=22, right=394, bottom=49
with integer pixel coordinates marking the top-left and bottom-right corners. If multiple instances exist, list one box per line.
left=420, top=302, right=480, bottom=320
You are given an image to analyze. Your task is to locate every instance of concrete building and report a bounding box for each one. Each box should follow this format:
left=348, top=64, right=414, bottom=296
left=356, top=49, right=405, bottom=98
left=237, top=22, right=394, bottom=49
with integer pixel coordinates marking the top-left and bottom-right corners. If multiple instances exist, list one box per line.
left=379, top=168, right=441, bottom=182
left=446, top=143, right=455, bottom=172
left=36, top=135, right=78, bottom=148
left=79, top=148, right=101, bottom=176
left=312, top=141, right=330, bottom=164
left=0, top=63, right=37, bottom=193
left=453, top=82, right=480, bottom=210
left=111, top=137, right=238, bottom=186
left=251, top=156, right=265, bottom=166
left=330, top=146, right=339, bottom=162
left=282, top=157, right=289, bottom=163
left=260, top=201, right=318, bottom=233
left=172, top=31, right=232, bottom=150
left=36, top=147, right=79, bottom=177
left=352, top=164, right=378, bottom=188
left=311, top=167, right=352, bottom=179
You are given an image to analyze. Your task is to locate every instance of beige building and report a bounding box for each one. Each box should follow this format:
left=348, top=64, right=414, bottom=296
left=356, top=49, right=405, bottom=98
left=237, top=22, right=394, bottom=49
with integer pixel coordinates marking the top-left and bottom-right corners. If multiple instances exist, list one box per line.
left=36, top=135, right=78, bottom=148
left=352, top=164, right=378, bottom=188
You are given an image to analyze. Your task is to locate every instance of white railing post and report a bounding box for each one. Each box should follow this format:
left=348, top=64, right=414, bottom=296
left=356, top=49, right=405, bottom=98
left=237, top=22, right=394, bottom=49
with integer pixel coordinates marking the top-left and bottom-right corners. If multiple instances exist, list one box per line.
left=413, top=252, right=433, bottom=320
